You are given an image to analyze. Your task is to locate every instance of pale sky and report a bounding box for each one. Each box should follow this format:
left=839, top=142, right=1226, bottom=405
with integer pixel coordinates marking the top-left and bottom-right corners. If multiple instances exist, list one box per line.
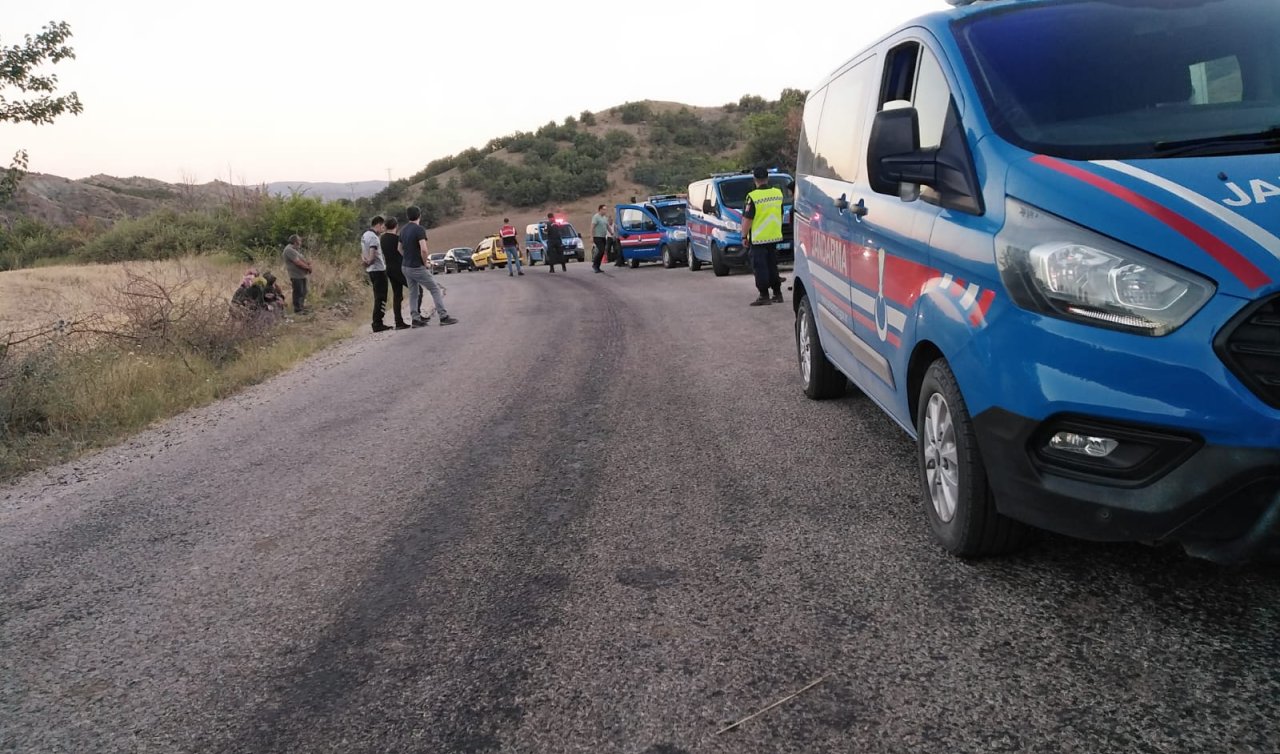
left=5, top=0, right=946, bottom=185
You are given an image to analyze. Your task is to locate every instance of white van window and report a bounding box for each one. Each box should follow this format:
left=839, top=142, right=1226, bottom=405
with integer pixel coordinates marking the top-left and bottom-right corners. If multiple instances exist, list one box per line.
left=620, top=208, right=655, bottom=231
left=813, top=58, right=876, bottom=182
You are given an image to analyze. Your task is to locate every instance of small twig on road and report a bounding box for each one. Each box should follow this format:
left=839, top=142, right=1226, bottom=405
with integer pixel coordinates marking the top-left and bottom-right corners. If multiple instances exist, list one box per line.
left=716, top=673, right=832, bottom=735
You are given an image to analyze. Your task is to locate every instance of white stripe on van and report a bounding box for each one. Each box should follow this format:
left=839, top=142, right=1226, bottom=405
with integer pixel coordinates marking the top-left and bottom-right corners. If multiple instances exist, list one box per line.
left=1094, top=160, right=1280, bottom=261
left=959, top=284, right=979, bottom=309
left=887, top=307, right=907, bottom=331
left=810, top=264, right=876, bottom=315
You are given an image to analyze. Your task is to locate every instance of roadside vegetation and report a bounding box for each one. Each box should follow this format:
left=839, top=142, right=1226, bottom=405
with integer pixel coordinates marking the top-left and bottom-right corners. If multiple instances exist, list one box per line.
left=0, top=255, right=362, bottom=482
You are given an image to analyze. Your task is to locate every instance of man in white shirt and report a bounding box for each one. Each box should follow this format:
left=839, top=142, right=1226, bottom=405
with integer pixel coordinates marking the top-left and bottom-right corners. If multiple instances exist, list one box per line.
left=362, top=216, right=391, bottom=332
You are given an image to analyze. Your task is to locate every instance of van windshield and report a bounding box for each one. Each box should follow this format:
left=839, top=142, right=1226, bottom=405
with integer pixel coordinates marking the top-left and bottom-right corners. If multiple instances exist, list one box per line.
left=718, top=176, right=794, bottom=211
left=955, top=0, right=1280, bottom=160
left=653, top=204, right=687, bottom=226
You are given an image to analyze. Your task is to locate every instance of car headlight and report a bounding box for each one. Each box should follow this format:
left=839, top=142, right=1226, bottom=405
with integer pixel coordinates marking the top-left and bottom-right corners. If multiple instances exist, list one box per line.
left=672, top=229, right=688, bottom=240
left=996, top=198, right=1214, bottom=336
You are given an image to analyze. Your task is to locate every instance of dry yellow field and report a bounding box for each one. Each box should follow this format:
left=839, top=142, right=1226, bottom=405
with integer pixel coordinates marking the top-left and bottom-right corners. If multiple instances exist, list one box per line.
left=0, top=257, right=248, bottom=337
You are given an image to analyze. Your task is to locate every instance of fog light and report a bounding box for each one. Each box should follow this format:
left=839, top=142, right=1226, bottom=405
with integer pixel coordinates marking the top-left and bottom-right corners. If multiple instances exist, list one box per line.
left=1049, top=432, right=1119, bottom=458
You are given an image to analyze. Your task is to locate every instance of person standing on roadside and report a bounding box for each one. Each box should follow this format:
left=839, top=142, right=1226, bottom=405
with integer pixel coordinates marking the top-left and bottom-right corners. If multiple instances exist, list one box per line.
left=281, top=234, right=313, bottom=314
left=590, top=204, right=610, bottom=273
left=362, top=216, right=391, bottom=332
left=741, top=166, right=786, bottom=306
left=499, top=218, right=524, bottom=277
left=609, top=214, right=626, bottom=268
left=544, top=212, right=567, bottom=273
left=400, top=205, right=458, bottom=327
left=381, top=216, right=410, bottom=329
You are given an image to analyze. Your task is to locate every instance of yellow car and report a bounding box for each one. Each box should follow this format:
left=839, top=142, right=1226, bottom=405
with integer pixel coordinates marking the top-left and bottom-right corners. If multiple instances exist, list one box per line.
left=471, top=235, right=510, bottom=271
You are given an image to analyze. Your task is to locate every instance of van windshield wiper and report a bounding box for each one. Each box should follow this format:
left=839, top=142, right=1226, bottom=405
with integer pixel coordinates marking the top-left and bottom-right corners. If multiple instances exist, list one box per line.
left=1152, top=126, right=1280, bottom=158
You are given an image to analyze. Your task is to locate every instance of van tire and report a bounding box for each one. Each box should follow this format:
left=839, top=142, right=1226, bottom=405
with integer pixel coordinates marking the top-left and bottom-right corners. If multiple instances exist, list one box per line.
left=630, top=258, right=640, bottom=269
left=711, top=244, right=729, bottom=277
left=661, top=245, right=673, bottom=268
left=796, top=295, right=847, bottom=400
left=917, top=359, right=1032, bottom=557
left=690, top=248, right=702, bottom=272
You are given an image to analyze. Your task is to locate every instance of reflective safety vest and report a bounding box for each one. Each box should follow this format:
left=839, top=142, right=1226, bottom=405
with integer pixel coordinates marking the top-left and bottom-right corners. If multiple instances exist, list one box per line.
left=499, top=224, right=518, bottom=246
left=746, top=186, right=785, bottom=244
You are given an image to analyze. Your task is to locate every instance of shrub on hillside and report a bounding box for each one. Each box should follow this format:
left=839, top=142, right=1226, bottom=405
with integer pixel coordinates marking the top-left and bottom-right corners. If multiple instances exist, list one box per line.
left=0, top=218, right=86, bottom=270
left=580, top=110, right=596, bottom=126
left=615, top=101, right=652, bottom=124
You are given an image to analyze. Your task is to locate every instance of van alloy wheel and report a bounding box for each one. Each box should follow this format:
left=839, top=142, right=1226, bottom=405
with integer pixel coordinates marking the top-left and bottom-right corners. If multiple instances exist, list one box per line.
left=923, top=393, right=959, bottom=523
left=661, top=245, right=673, bottom=268
left=798, top=307, right=813, bottom=385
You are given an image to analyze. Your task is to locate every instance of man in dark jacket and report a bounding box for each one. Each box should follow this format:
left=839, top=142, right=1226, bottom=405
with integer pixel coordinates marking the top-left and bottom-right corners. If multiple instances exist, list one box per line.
left=544, top=212, right=567, bottom=273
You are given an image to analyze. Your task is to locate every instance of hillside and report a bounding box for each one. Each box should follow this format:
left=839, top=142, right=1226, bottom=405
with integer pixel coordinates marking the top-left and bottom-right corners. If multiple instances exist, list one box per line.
left=5, top=173, right=258, bottom=226
left=265, top=181, right=388, bottom=202
left=364, top=94, right=805, bottom=251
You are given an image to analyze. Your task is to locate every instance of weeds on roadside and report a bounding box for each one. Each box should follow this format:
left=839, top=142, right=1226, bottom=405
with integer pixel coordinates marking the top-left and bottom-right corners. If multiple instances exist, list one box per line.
left=0, top=258, right=362, bottom=482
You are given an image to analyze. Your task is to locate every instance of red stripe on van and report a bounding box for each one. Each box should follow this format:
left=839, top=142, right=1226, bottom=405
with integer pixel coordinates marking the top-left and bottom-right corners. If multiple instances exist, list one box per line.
left=1030, top=155, right=1271, bottom=290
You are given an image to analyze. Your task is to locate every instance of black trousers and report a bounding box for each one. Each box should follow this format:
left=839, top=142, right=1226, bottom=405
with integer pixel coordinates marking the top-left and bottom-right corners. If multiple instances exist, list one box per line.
left=290, top=277, right=308, bottom=312
left=368, top=270, right=388, bottom=326
left=387, top=267, right=407, bottom=325
left=613, top=237, right=626, bottom=266
left=750, top=244, right=782, bottom=296
left=592, top=237, right=607, bottom=269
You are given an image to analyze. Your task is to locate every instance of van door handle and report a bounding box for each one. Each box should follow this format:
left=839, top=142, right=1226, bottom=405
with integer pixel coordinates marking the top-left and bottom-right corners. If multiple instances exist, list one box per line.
left=851, top=198, right=868, bottom=218
left=836, top=194, right=850, bottom=212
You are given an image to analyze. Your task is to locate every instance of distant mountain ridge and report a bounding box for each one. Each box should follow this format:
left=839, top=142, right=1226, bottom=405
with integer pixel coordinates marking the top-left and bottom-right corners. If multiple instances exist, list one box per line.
left=265, top=181, right=388, bottom=202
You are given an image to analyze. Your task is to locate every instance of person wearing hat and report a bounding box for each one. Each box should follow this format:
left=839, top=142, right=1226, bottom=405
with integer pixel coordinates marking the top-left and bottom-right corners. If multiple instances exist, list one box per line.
left=741, top=166, right=786, bottom=306
left=543, top=212, right=567, bottom=273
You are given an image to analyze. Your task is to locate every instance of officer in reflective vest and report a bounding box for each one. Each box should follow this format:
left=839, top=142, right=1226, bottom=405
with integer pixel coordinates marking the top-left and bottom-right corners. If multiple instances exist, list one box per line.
left=741, top=166, right=785, bottom=306
left=499, top=218, right=523, bottom=277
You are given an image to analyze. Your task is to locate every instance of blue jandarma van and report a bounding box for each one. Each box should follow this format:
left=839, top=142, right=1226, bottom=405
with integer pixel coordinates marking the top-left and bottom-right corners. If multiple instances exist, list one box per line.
left=793, top=0, right=1280, bottom=562
left=687, top=170, right=795, bottom=276
left=614, top=195, right=689, bottom=268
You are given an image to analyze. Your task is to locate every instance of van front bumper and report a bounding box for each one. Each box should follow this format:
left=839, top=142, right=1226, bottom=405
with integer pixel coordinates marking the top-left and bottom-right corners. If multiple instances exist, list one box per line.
left=974, top=408, right=1280, bottom=563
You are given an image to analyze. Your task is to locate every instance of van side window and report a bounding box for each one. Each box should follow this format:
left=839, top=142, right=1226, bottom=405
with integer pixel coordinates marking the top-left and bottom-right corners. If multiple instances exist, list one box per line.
left=879, top=42, right=955, bottom=151
left=797, top=87, right=827, bottom=177
left=812, top=58, right=875, bottom=182
left=689, top=181, right=708, bottom=213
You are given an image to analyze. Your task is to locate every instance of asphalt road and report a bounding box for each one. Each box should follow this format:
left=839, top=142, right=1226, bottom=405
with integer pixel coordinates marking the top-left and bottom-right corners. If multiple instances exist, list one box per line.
left=3, top=259, right=1279, bottom=754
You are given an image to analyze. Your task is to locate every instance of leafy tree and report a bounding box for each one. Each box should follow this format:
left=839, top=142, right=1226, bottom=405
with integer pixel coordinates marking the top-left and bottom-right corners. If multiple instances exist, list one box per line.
left=580, top=110, right=596, bottom=126
left=615, top=101, right=652, bottom=124
left=1, top=21, right=84, bottom=205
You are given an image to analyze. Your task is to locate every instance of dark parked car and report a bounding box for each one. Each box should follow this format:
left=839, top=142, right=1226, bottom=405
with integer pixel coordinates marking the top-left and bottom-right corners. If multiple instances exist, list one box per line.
left=427, top=252, right=447, bottom=274
left=443, top=247, right=475, bottom=273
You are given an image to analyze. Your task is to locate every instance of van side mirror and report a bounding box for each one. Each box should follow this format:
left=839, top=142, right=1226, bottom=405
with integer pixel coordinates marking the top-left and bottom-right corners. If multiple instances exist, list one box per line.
left=867, top=107, right=933, bottom=200
left=702, top=198, right=714, bottom=214
left=867, top=103, right=984, bottom=215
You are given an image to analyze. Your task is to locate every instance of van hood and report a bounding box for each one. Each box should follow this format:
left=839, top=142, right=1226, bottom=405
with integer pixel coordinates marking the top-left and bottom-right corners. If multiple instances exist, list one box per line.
left=1008, top=153, right=1280, bottom=297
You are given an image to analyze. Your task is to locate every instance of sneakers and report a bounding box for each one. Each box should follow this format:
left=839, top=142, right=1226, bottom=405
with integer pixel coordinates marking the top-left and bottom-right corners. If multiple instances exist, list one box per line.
left=394, top=323, right=411, bottom=330
left=771, top=293, right=784, bottom=304
left=750, top=296, right=772, bottom=307
left=518, top=271, right=525, bottom=276
left=438, top=315, right=459, bottom=326
left=411, top=317, right=431, bottom=328
left=549, top=268, right=555, bottom=273
left=372, top=323, right=392, bottom=333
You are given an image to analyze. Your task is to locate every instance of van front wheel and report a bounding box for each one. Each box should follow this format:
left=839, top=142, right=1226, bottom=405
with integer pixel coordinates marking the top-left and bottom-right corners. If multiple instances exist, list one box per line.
left=917, top=359, right=1032, bottom=557
left=711, top=244, right=729, bottom=277
left=661, top=245, right=673, bottom=268
left=689, top=247, right=702, bottom=272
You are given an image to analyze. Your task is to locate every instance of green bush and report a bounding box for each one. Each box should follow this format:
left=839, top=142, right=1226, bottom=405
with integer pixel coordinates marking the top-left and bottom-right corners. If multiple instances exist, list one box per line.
left=615, top=101, right=652, bottom=124
left=0, top=218, right=83, bottom=270
left=580, top=110, right=596, bottom=126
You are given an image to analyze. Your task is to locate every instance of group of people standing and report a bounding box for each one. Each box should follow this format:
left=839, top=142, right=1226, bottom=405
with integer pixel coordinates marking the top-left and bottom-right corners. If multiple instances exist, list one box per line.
left=360, top=206, right=459, bottom=332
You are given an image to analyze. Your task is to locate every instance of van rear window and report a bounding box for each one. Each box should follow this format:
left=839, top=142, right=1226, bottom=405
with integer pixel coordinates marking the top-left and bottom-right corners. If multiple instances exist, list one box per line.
left=718, top=177, right=793, bottom=210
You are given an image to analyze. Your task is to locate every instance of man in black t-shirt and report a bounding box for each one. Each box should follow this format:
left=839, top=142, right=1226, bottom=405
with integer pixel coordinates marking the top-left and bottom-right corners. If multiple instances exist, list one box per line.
left=381, top=216, right=410, bottom=329
left=399, top=206, right=457, bottom=327
left=543, top=212, right=567, bottom=273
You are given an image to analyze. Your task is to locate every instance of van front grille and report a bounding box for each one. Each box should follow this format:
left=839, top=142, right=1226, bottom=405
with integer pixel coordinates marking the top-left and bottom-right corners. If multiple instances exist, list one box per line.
left=1217, top=294, right=1280, bottom=408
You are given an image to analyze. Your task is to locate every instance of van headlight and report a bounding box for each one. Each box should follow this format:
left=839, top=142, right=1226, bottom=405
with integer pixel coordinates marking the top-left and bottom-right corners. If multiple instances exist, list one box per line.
left=996, top=198, right=1214, bottom=336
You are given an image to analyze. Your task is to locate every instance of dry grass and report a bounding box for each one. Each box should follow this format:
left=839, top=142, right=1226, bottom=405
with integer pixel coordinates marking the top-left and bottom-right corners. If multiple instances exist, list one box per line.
left=0, top=256, right=363, bottom=483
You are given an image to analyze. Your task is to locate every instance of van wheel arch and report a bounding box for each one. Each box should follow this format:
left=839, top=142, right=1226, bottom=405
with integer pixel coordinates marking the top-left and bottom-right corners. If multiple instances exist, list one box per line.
left=908, top=341, right=946, bottom=428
